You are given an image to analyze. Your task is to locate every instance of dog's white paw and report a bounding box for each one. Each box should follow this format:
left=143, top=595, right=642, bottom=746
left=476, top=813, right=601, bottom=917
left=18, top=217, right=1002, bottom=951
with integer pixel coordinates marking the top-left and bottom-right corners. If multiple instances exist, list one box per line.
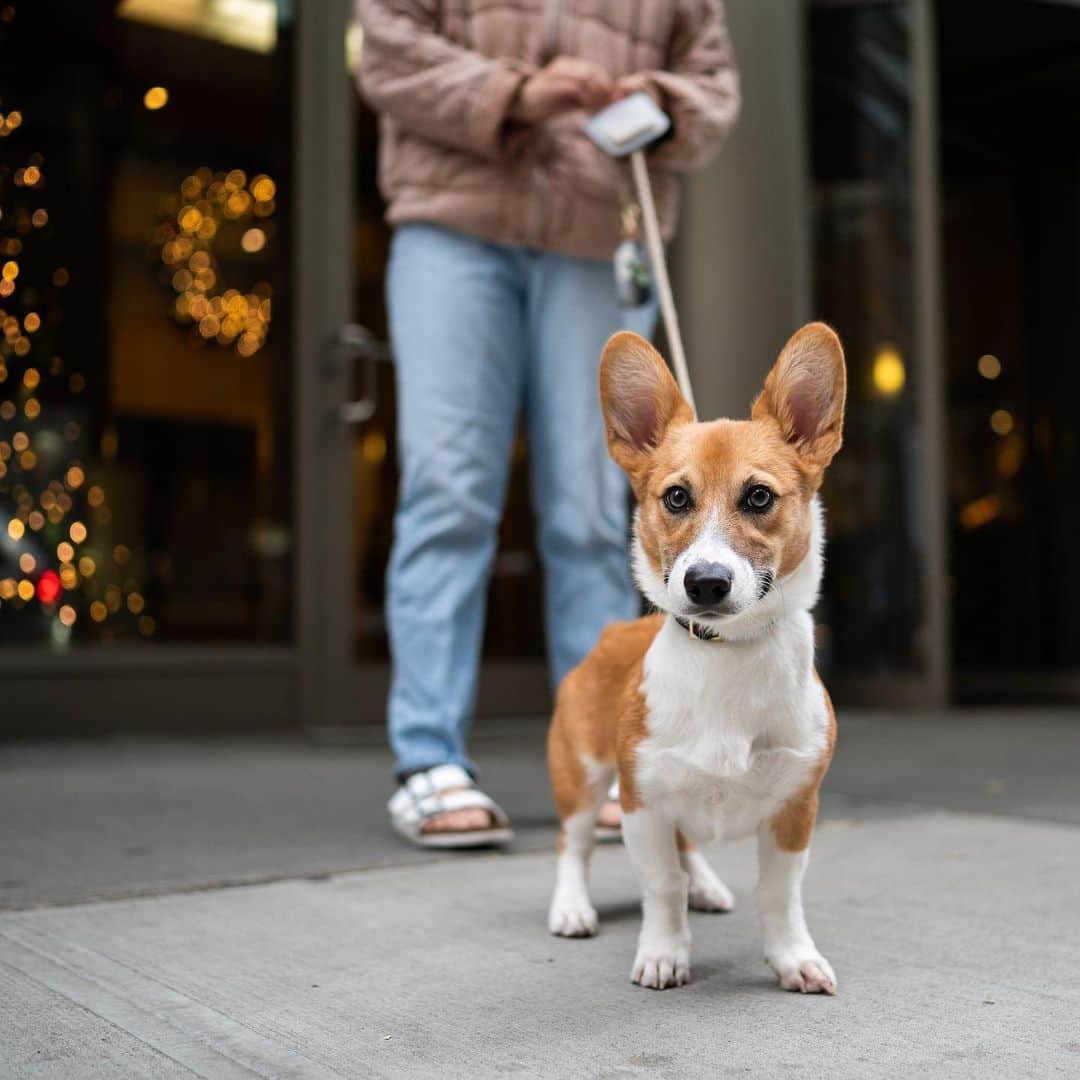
left=768, top=950, right=837, bottom=995
left=688, top=877, right=735, bottom=913
left=548, top=894, right=598, bottom=937
left=631, top=940, right=691, bottom=989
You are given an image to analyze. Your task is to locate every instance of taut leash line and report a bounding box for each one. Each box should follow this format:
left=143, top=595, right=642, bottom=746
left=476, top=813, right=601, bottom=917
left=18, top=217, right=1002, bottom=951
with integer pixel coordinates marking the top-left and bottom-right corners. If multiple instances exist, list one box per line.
left=629, top=148, right=695, bottom=415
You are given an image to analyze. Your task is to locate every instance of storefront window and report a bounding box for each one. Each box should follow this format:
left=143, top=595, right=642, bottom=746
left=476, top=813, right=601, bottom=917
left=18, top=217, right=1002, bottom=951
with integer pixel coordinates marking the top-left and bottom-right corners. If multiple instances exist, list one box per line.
left=0, top=3, right=293, bottom=647
left=938, top=0, right=1080, bottom=689
left=808, top=1, right=925, bottom=677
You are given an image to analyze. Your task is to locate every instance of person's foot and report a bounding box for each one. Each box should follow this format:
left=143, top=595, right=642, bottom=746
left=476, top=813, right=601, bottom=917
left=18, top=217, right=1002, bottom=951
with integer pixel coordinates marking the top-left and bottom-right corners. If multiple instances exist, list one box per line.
left=597, top=798, right=621, bottom=830
left=419, top=787, right=493, bottom=835
left=388, top=764, right=514, bottom=848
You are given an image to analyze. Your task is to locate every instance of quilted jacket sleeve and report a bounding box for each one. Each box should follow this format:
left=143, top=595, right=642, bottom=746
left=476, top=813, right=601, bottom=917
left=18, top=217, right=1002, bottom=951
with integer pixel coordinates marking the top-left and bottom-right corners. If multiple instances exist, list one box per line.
left=355, top=0, right=534, bottom=161
left=639, top=0, right=741, bottom=171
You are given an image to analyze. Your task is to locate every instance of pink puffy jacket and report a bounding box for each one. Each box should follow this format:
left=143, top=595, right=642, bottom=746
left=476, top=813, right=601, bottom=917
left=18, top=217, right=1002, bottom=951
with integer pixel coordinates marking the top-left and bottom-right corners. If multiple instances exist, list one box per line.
left=355, top=0, right=740, bottom=260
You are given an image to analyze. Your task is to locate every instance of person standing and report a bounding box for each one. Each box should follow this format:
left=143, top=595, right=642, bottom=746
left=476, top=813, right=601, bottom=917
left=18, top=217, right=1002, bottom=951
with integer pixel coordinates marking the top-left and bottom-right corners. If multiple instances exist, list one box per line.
left=355, top=0, right=739, bottom=846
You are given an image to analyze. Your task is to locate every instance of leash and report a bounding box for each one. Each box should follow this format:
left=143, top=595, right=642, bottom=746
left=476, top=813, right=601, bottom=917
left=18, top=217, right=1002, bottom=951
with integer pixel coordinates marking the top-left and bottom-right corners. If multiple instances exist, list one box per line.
left=628, top=148, right=695, bottom=415
left=585, top=92, right=696, bottom=416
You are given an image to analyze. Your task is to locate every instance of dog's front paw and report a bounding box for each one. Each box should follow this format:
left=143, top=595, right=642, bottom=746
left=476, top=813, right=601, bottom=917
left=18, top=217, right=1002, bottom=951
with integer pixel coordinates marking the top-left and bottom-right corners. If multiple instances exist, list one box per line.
left=767, top=950, right=837, bottom=995
left=548, top=894, right=598, bottom=937
left=631, top=940, right=691, bottom=989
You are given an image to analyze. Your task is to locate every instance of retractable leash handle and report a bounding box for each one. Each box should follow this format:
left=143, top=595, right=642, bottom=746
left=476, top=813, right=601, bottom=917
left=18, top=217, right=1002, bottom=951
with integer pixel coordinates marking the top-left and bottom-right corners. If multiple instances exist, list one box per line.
left=585, top=92, right=697, bottom=416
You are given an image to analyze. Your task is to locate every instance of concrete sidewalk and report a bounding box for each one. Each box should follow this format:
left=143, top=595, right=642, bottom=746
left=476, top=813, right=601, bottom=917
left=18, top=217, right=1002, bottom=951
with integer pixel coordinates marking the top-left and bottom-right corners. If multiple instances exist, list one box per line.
left=2, top=710, right=1079, bottom=1078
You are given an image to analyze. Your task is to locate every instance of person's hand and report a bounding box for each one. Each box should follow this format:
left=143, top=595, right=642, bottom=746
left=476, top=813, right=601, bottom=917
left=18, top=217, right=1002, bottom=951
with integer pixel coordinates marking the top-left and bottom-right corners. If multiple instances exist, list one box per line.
left=510, top=57, right=614, bottom=123
left=613, top=73, right=662, bottom=107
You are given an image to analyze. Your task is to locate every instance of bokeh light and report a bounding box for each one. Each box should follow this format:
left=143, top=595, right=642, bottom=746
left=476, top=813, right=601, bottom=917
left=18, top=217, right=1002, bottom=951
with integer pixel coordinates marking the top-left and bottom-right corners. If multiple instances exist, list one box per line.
left=871, top=345, right=906, bottom=397
left=158, top=168, right=275, bottom=356
left=143, top=86, right=169, bottom=110
left=990, top=409, right=1014, bottom=437
left=36, top=570, right=61, bottom=605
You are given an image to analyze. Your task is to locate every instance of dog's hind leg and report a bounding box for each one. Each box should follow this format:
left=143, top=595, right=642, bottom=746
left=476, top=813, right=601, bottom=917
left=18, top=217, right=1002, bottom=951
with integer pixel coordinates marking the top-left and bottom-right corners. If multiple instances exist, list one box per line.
left=548, top=719, right=612, bottom=937
left=549, top=804, right=602, bottom=937
left=677, top=831, right=735, bottom=913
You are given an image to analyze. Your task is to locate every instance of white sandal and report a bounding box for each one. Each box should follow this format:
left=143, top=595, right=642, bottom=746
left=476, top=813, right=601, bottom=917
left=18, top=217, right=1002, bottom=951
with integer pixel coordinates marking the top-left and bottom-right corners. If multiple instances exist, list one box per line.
left=388, top=764, right=514, bottom=849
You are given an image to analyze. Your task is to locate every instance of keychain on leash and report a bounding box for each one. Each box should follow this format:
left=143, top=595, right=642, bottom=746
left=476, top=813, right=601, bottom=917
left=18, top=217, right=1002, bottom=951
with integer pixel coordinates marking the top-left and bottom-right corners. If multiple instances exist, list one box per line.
left=585, top=91, right=697, bottom=417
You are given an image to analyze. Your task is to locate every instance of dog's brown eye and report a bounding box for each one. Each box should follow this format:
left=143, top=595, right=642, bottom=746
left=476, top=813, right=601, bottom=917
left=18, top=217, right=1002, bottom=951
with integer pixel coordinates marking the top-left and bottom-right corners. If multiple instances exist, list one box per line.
left=663, top=486, right=692, bottom=513
left=743, top=484, right=774, bottom=512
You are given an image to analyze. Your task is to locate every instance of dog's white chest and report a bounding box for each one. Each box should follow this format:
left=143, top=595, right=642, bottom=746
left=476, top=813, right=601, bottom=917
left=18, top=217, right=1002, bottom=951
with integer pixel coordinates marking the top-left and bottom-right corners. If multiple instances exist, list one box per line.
left=634, top=616, right=828, bottom=842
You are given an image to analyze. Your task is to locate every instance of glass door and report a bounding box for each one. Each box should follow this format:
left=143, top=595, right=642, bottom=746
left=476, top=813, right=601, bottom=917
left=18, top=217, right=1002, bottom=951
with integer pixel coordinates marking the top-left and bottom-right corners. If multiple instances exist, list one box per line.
left=0, top=1, right=299, bottom=732
left=295, top=2, right=552, bottom=732
left=806, top=0, right=947, bottom=706
left=936, top=0, right=1080, bottom=701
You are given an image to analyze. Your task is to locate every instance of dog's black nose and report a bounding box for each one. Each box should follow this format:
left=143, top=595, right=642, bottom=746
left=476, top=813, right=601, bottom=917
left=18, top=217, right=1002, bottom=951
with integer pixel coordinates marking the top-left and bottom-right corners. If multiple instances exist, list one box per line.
left=684, top=563, right=733, bottom=605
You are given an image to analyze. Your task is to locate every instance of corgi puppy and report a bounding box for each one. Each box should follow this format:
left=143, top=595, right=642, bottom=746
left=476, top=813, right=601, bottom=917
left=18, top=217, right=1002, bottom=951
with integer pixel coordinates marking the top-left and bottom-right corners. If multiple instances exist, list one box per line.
left=546, top=323, right=846, bottom=993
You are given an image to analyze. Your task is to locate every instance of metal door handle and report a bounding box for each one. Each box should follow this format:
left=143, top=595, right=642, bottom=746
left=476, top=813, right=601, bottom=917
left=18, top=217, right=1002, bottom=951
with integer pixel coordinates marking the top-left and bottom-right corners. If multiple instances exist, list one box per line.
left=333, top=323, right=390, bottom=425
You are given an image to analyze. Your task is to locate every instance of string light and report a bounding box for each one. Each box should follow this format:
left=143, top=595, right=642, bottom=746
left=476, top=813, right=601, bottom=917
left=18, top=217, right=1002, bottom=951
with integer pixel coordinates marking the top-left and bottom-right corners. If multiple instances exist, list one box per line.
left=158, top=169, right=274, bottom=356
left=0, top=90, right=158, bottom=643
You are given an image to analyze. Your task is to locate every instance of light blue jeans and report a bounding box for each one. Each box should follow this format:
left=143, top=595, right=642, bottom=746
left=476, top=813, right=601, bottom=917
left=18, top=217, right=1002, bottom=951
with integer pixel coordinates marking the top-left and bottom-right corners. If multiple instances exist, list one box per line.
left=386, top=223, right=657, bottom=778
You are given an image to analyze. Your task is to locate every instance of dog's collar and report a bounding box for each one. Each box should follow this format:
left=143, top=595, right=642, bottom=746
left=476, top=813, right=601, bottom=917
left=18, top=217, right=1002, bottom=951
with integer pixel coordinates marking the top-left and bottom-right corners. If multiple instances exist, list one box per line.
left=674, top=615, right=725, bottom=642
left=672, top=614, right=777, bottom=644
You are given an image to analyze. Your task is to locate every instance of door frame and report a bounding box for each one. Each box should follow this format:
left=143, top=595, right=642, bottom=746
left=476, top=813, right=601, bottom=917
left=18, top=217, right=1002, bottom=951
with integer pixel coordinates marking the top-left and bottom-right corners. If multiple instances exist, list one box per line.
left=294, top=0, right=356, bottom=730
left=911, top=0, right=949, bottom=708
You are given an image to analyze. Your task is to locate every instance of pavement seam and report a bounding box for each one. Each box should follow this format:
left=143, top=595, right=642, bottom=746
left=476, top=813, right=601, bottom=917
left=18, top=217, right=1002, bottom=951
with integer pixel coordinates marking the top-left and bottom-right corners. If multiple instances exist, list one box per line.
left=0, top=954, right=205, bottom=1079
left=6, top=807, right=1077, bottom=915
left=0, top=923, right=347, bottom=1080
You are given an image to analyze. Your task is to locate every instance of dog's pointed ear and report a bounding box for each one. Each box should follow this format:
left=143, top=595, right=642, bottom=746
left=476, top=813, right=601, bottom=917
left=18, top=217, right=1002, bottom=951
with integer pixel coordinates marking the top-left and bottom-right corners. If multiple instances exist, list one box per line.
left=752, top=322, right=846, bottom=470
left=600, top=332, right=693, bottom=476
